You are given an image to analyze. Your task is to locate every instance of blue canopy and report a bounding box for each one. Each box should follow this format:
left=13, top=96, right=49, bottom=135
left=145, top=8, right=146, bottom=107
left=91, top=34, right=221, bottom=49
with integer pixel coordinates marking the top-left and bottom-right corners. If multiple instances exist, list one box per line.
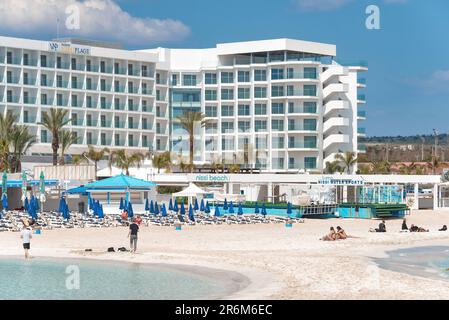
left=200, top=199, right=205, bottom=212
left=174, top=199, right=179, bottom=212
left=205, top=201, right=211, bottom=214
left=214, top=205, right=221, bottom=217
left=66, top=185, right=87, bottom=195
left=238, top=203, right=243, bottom=215
left=161, top=203, right=168, bottom=217
left=149, top=200, right=155, bottom=214
left=255, top=202, right=260, bottom=214
left=119, top=197, right=125, bottom=210
left=83, top=173, right=157, bottom=190
left=287, top=202, right=293, bottom=215
left=194, top=198, right=199, bottom=211
left=154, top=201, right=160, bottom=215
left=169, top=198, right=174, bottom=211
left=223, top=198, right=228, bottom=210
left=24, top=197, right=29, bottom=213
left=1, top=194, right=8, bottom=210
left=145, top=198, right=150, bottom=211
left=261, top=203, right=267, bottom=216
left=189, top=204, right=195, bottom=221
left=127, top=201, right=134, bottom=218
left=228, top=201, right=235, bottom=214
left=180, top=203, right=186, bottom=215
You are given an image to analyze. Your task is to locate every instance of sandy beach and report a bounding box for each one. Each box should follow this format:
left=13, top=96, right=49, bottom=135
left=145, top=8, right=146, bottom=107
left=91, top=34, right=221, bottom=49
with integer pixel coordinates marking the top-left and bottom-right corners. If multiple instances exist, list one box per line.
left=2, top=210, right=449, bottom=300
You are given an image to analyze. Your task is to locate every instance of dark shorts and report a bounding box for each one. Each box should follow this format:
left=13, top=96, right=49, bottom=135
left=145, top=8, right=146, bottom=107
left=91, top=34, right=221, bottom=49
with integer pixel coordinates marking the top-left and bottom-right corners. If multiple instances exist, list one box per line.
left=23, top=243, right=30, bottom=250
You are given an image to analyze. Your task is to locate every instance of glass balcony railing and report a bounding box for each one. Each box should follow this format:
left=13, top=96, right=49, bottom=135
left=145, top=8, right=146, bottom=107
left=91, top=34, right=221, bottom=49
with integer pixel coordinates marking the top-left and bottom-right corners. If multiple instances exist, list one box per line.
left=358, top=143, right=366, bottom=151
left=100, top=139, right=112, bottom=146
left=71, top=82, right=84, bottom=90
left=156, top=78, right=167, bottom=85
left=288, top=141, right=317, bottom=149
left=56, top=62, right=71, bottom=69
left=142, top=105, right=153, bottom=113
left=285, top=89, right=317, bottom=97
left=141, top=88, right=153, bottom=95
left=86, top=65, right=99, bottom=72
left=288, top=106, right=317, bottom=114
left=56, top=99, right=69, bottom=107
left=114, top=139, right=126, bottom=146
left=100, top=85, right=112, bottom=92
left=114, top=121, right=126, bottom=128
left=86, top=121, right=98, bottom=127
left=271, top=72, right=317, bottom=80
left=100, top=66, right=113, bottom=74
left=23, top=117, right=36, bottom=124
left=6, top=96, right=20, bottom=103
left=71, top=119, right=84, bottom=126
left=114, top=67, right=127, bottom=75
left=128, top=123, right=139, bottom=129
left=128, top=105, right=139, bottom=112
left=358, top=111, right=366, bottom=118
left=41, top=80, right=54, bottom=87
left=7, top=57, right=22, bottom=65
left=128, top=70, right=140, bottom=77
left=71, top=64, right=85, bottom=71
left=114, top=85, right=126, bottom=93
left=100, top=121, right=112, bottom=128
left=23, top=78, right=37, bottom=86
left=358, top=128, right=366, bottom=134
left=86, top=102, right=98, bottom=109
left=23, top=97, right=37, bottom=104
left=128, top=87, right=139, bottom=94
left=56, top=81, right=69, bottom=88
left=114, top=103, right=126, bottom=110
left=288, top=124, right=317, bottom=131
left=6, top=77, right=20, bottom=84
left=357, top=94, right=366, bottom=101
left=100, top=103, right=112, bottom=110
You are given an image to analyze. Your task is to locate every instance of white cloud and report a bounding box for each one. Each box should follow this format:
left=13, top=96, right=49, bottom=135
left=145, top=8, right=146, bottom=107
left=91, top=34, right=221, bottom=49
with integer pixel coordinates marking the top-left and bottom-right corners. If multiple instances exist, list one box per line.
left=405, top=70, right=449, bottom=94
left=294, top=0, right=355, bottom=11
left=0, top=0, right=190, bottom=45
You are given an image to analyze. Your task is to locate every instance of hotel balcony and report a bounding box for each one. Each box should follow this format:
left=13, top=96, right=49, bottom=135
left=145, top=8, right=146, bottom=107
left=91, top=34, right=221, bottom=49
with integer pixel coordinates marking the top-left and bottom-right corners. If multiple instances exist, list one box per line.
left=320, top=65, right=348, bottom=84
left=323, top=117, right=349, bottom=133
left=357, top=110, right=366, bottom=119
left=357, top=127, right=366, bottom=137
left=323, top=83, right=349, bottom=100
left=287, top=141, right=318, bottom=150
left=323, top=134, right=350, bottom=150
left=357, top=78, right=366, bottom=88
left=323, top=100, right=349, bottom=116
left=358, top=143, right=366, bottom=153
left=357, top=94, right=366, bottom=104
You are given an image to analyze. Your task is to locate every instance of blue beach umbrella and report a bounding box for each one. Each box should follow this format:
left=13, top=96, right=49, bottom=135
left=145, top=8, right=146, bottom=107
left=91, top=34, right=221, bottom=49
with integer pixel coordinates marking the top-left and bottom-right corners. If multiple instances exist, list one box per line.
left=255, top=202, right=260, bottom=214
left=174, top=199, right=179, bottom=212
left=238, top=203, right=243, bottom=215
left=261, top=203, right=267, bottom=216
left=154, top=202, right=160, bottom=215
left=228, top=201, right=235, bottom=214
left=1, top=193, right=8, bottom=210
left=205, top=201, right=211, bottom=214
left=180, top=202, right=186, bottom=215
left=189, top=204, right=195, bottom=221
left=214, top=205, right=221, bottom=217
left=287, top=202, right=293, bottom=216
left=200, top=199, right=205, bottom=212
left=161, top=203, right=168, bottom=217
left=149, top=200, right=155, bottom=214
left=28, top=201, right=36, bottom=219
left=119, top=197, right=124, bottom=210
left=32, top=195, right=39, bottom=212
left=24, top=197, right=30, bottom=212
left=97, top=204, right=103, bottom=219
left=169, top=198, right=174, bottom=211
left=223, top=198, right=228, bottom=211
left=145, top=198, right=150, bottom=212
left=58, top=197, right=66, bottom=215
left=127, top=201, right=134, bottom=218
left=64, top=201, right=71, bottom=220
left=194, top=198, right=199, bottom=211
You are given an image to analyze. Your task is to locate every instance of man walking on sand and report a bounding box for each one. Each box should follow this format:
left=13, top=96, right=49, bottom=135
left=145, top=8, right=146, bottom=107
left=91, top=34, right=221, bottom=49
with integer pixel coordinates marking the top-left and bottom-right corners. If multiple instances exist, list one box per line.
left=21, top=227, right=32, bottom=259
left=128, top=218, right=139, bottom=253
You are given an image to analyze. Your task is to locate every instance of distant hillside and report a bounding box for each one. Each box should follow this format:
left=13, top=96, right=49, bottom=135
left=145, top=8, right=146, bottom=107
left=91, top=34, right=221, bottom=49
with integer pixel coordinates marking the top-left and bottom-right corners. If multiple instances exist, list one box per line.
left=361, top=133, right=449, bottom=145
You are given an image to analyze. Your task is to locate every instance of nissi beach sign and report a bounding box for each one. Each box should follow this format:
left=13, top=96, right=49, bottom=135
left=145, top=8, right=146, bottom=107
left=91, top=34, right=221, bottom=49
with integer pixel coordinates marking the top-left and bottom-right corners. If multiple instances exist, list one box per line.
left=48, top=42, right=91, bottom=55
left=194, top=174, right=230, bottom=182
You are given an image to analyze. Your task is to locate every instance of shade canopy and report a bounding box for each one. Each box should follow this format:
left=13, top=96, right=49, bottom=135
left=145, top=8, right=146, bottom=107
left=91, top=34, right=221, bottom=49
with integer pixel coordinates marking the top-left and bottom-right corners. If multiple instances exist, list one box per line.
left=81, top=173, right=157, bottom=192
left=172, top=183, right=207, bottom=197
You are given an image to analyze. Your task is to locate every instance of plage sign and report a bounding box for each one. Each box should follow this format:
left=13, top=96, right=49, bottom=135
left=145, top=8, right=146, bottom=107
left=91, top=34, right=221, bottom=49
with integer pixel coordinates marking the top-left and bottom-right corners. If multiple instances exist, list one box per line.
left=48, top=42, right=91, bottom=56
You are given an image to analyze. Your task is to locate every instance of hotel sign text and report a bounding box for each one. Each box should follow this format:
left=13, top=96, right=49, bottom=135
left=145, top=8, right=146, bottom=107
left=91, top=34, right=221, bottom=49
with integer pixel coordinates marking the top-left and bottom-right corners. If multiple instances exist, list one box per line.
left=48, top=42, right=91, bottom=55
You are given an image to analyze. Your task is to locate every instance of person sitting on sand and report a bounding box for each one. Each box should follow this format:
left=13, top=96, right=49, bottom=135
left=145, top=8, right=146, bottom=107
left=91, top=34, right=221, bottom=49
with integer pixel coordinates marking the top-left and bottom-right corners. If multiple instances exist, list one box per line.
left=402, top=219, right=408, bottom=231
left=320, top=227, right=337, bottom=241
left=336, top=226, right=348, bottom=240
left=375, top=220, right=386, bottom=233
left=439, top=225, right=447, bottom=231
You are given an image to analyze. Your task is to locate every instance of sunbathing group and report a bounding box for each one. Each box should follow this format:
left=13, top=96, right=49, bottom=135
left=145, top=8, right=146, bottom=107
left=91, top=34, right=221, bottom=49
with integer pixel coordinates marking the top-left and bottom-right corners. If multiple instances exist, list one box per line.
left=320, top=226, right=347, bottom=241
left=402, top=219, right=429, bottom=232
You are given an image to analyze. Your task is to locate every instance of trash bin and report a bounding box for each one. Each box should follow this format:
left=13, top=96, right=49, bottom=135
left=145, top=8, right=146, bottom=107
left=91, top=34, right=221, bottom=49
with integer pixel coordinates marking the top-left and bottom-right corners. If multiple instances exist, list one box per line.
left=174, top=223, right=182, bottom=231
left=285, top=219, right=293, bottom=228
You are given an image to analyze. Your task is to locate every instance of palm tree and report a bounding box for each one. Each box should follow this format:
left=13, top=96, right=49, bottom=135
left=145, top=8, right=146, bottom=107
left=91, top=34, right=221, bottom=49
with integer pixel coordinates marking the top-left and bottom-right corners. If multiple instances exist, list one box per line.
left=71, top=155, right=84, bottom=165
left=59, top=130, right=79, bottom=165
left=324, top=160, right=343, bottom=174
left=371, top=160, right=391, bottom=174
left=9, top=125, right=36, bottom=172
left=427, top=156, right=440, bottom=174
left=0, top=111, right=16, bottom=170
left=38, top=108, right=71, bottom=165
left=82, top=145, right=110, bottom=178
left=335, top=152, right=357, bottom=174
left=176, top=111, right=209, bottom=172
left=399, top=162, right=416, bottom=175
left=357, top=164, right=372, bottom=174
left=108, top=150, right=144, bottom=176
left=152, top=151, right=171, bottom=173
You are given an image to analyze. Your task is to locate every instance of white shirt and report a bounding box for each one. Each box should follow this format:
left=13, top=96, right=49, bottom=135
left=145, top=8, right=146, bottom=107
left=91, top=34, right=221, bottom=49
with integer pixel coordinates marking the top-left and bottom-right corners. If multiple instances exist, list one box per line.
left=21, top=229, right=32, bottom=244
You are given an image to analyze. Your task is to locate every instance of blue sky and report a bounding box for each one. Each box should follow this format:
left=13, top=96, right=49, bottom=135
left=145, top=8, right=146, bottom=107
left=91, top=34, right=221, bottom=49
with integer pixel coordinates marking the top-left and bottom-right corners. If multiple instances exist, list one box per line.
left=0, top=0, right=448, bottom=136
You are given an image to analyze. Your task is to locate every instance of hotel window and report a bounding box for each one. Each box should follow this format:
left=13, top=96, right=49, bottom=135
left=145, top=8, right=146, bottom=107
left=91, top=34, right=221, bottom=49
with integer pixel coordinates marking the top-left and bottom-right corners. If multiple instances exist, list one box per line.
left=238, top=121, right=250, bottom=133
left=271, top=119, right=284, bottom=131
left=128, top=99, right=134, bottom=111
left=304, top=157, right=317, bottom=169
left=142, top=118, right=148, bottom=129
left=57, top=94, right=63, bottom=106
left=6, top=51, right=12, bottom=64
left=71, top=58, right=77, bottom=70
left=23, top=92, right=29, bottom=104
left=303, top=119, right=317, bottom=131
left=72, top=95, right=78, bottom=107
left=304, top=67, right=317, bottom=79
left=238, top=104, right=250, bottom=116
left=141, top=65, right=148, bottom=77
left=238, top=88, right=250, bottom=99
left=221, top=121, right=234, bottom=134
left=23, top=73, right=29, bottom=85
left=304, top=102, right=317, bottom=113
left=205, top=122, right=218, bottom=134
left=289, top=157, right=296, bottom=169
left=221, top=88, right=234, bottom=100
left=271, top=102, right=284, bottom=114
left=100, top=115, right=106, bottom=127
left=86, top=60, right=92, bottom=72
left=205, top=89, right=217, bottom=101
left=100, top=97, right=107, bottom=109
left=40, top=55, right=47, bottom=68
left=272, top=136, right=284, bottom=149
left=101, top=133, right=106, bottom=145
left=205, top=73, right=217, bottom=84
left=87, top=114, right=93, bottom=126
left=254, top=120, right=267, bottom=132
left=142, top=100, right=148, bottom=112
left=269, top=52, right=285, bottom=62
left=41, top=93, right=47, bottom=105
left=238, top=137, right=250, bottom=150
left=128, top=64, right=134, bottom=76
left=271, top=68, right=284, bottom=80
left=23, top=54, right=29, bottom=65
left=255, top=136, right=267, bottom=149
left=304, top=136, right=317, bottom=148
left=271, top=85, right=284, bottom=97
left=100, top=79, right=106, bottom=91
left=273, top=158, right=284, bottom=169
left=171, top=74, right=178, bottom=86
left=87, top=96, right=93, bottom=108
left=56, top=75, right=63, bottom=88
left=254, top=87, right=267, bottom=98
left=254, top=104, right=267, bottom=115
left=115, top=134, right=120, bottom=146
left=56, top=56, right=62, bottom=69
left=23, top=110, right=29, bottom=123
left=221, top=138, right=234, bottom=151
left=254, top=70, right=267, bottom=81
left=183, top=74, right=197, bottom=86
left=237, top=71, right=250, bottom=82
left=156, top=139, right=161, bottom=151
left=7, top=90, right=12, bottom=103
left=86, top=78, right=92, bottom=90
left=142, top=136, right=148, bottom=147
left=220, top=72, right=234, bottom=83
left=72, top=76, right=78, bottom=89
left=100, top=61, right=106, bottom=73
left=87, top=132, right=93, bottom=145
left=304, top=85, right=317, bottom=96
left=205, top=106, right=217, bottom=117
left=129, top=134, right=134, bottom=147
left=41, top=130, right=48, bottom=143
left=6, top=71, right=12, bottom=83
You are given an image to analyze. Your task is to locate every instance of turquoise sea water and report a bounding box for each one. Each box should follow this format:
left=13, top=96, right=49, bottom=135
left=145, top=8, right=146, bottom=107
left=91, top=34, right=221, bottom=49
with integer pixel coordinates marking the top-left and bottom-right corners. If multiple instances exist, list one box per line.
left=0, top=257, right=238, bottom=300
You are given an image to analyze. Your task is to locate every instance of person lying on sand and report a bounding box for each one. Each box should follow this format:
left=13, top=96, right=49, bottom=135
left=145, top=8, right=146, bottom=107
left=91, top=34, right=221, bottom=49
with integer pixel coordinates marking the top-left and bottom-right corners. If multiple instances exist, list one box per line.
left=409, top=224, right=429, bottom=232
left=320, top=227, right=337, bottom=241
left=439, top=225, right=447, bottom=231
left=336, top=226, right=348, bottom=239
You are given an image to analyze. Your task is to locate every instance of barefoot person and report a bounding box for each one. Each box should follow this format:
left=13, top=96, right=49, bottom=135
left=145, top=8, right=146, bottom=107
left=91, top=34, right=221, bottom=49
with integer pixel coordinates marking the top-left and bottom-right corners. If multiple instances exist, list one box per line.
left=320, top=227, right=337, bottom=241
left=336, top=226, right=348, bottom=239
left=21, top=227, right=32, bottom=259
left=128, top=218, right=139, bottom=253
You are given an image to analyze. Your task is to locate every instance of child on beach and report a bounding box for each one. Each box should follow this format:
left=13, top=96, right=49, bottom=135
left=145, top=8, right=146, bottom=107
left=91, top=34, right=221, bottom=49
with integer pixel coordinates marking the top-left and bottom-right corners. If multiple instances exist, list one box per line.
left=20, top=227, right=32, bottom=259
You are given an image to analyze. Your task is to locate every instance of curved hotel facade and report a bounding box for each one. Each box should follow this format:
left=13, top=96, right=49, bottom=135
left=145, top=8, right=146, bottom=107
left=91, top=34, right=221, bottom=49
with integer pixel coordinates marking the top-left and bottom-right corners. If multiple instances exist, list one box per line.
left=0, top=36, right=367, bottom=173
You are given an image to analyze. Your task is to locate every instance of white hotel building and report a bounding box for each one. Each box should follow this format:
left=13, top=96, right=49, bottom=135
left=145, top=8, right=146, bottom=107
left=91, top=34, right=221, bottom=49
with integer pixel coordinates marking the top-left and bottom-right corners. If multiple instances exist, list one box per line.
left=0, top=36, right=367, bottom=173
